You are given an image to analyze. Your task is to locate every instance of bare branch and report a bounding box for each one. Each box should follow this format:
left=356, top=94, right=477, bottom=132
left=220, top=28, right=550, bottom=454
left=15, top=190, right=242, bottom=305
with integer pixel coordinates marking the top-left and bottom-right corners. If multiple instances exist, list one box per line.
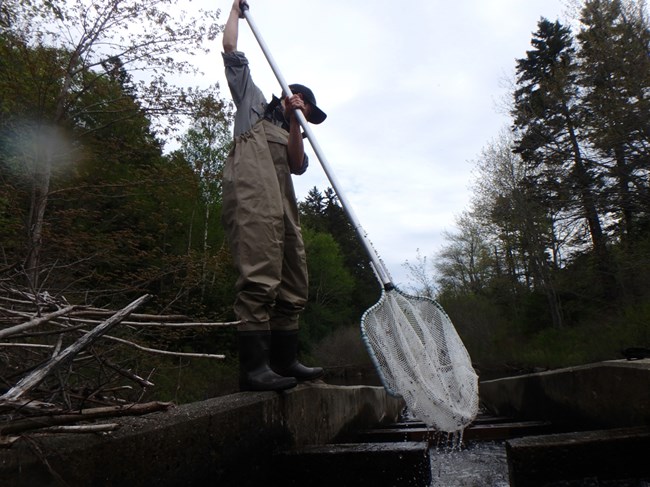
left=93, top=333, right=226, bottom=360
left=0, top=401, right=172, bottom=436
left=99, top=357, right=155, bottom=388
left=0, top=294, right=151, bottom=402
left=37, top=423, right=120, bottom=434
left=0, top=305, right=76, bottom=339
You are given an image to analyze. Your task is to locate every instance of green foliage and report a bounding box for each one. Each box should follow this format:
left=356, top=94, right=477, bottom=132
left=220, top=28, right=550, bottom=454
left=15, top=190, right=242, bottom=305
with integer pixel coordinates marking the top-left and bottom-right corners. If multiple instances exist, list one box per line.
left=577, top=0, right=650, bottom=240
left=175, top=94, right=234, bottom=207
left=0, top=0, right=239, bottom=311
left=301, top=227, right=355, bottom=341
left=300, top=187, right=380, bottom=319
left=437, top=292, right=507, bottom=369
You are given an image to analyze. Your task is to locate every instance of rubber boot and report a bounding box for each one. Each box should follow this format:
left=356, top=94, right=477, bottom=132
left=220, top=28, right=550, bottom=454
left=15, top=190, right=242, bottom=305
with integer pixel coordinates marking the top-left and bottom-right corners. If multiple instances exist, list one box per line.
left=270, top=330, right=324, bottom=381
left=238, top=331, right=297, bottom=392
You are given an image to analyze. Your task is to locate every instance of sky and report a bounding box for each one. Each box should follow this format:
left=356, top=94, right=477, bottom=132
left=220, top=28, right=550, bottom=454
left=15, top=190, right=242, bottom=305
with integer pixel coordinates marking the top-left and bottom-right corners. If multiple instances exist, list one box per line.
left=185, top=0, right=571, bottom=288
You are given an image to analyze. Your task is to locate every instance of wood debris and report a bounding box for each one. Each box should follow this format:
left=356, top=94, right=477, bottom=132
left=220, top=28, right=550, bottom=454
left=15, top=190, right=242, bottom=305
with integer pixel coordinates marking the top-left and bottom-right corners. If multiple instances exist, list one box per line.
left=0, top=275, right=240, bottom=447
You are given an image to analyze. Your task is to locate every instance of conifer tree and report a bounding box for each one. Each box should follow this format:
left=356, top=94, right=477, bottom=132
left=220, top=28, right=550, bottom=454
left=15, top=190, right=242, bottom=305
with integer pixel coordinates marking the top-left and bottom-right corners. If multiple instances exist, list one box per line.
left=577, top=0, right=650, bottom=240
left=512, top=18, right=614, bottom=297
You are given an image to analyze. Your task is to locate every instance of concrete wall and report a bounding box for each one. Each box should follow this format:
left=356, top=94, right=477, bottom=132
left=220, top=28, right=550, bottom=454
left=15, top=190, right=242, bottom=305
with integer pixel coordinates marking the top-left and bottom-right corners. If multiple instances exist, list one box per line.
left=480, top=359, right=650, bottom=429
left=0, top=384, right=404, bottom=487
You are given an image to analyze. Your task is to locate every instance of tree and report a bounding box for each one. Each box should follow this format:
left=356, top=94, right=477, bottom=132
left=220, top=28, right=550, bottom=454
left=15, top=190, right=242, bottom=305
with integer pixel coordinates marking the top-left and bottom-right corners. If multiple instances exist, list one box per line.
left=174, top=94, right=233, bottom=298
left=403, top=249, right=438, bottom=298
left=301, top=227, right=355, bottom=340
left=470, top=131, right=566, bottom=327
left=512, top=18, right=614, bottom=297
left=300, top=186, right=327, bottom=233
left=1, top=0, right=222, bottom=287
left=421, top=0, right=650, bottom=370
left=577, top=0, right=650, bottom=241
left=434, top=211, right=494, bottom=297
left=178, top=95, right=233, bottom=208
left=299, top=186, right=379, bottom=314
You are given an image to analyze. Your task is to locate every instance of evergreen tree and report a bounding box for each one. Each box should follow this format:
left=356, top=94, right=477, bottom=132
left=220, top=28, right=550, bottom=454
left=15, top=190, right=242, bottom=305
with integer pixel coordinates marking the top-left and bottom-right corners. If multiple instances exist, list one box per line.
left=577, top=0, right=650, bottom=240
left=512, top=18, right=614, bottom=297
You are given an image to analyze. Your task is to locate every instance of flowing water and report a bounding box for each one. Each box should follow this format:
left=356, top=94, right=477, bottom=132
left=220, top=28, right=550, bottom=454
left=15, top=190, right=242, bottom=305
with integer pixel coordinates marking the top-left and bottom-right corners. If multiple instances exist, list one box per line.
left=429, top=441, right=510, bottom=487
left=427, top=441, right=650, bottom=487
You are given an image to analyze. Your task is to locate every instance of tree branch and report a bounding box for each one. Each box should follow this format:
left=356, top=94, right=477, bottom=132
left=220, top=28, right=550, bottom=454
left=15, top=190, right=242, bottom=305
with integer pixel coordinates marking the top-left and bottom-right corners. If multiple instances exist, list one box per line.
left=0, top=305, right=77, bottom=339
left=0, top=295, right=151, bottom=402
left=0, top=401, right=172, bottom=436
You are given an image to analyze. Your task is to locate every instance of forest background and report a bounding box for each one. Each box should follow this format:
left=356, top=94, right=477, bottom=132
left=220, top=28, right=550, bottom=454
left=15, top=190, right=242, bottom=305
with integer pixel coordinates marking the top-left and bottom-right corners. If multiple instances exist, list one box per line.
left=1, top=0, right=649, bottom=404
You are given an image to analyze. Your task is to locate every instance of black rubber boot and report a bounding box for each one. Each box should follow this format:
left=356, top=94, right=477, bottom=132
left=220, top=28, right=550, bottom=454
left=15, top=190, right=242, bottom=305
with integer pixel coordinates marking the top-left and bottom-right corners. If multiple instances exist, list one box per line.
left=238, top=331, right=297, bottom=392
left=270, top=330, right=324, bottom=381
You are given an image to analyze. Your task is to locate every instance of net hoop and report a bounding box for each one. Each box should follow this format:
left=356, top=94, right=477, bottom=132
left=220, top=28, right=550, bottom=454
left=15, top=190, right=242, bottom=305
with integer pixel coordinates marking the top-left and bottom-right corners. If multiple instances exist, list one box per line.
left=360, top=287, right=479, bottom=432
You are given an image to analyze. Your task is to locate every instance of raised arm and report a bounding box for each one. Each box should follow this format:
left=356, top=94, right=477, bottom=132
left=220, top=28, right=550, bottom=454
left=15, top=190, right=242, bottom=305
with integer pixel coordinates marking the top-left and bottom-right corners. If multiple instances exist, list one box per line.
left=223, top=0, right=245, bottom=53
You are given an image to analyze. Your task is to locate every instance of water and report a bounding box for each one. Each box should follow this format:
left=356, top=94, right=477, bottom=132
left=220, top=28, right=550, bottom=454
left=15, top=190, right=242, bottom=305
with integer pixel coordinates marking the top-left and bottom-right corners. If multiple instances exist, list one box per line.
left=543, top=480, right=650, bottom=486
left=429, top=441, right=510, bottom=487
left=427, top=441, right=650, bottom=487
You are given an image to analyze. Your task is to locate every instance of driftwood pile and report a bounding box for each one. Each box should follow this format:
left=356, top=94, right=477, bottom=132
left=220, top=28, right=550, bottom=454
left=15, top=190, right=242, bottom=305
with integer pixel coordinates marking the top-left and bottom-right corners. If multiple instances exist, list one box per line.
left=0, top=280, right=239, bottom=448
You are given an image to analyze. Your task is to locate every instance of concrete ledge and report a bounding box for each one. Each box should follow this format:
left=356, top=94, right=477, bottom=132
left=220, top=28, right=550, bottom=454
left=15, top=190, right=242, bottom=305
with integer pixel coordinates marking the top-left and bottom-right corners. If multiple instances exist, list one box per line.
left=0, top=384, right=404, bottom=487
left=506, top=426, right=650, bottom=486
left=480, top=359, right=650, bottom=428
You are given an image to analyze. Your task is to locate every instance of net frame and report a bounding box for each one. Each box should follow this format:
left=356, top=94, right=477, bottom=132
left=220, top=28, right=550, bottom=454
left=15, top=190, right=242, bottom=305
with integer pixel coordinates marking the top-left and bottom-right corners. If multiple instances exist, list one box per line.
left=361, top=287, right=479, bottom=432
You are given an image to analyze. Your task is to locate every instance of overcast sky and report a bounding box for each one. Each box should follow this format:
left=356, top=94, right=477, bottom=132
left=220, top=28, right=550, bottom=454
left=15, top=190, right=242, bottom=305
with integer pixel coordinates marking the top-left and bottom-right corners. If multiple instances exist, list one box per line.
left=186, top=0, right=570, bottom=288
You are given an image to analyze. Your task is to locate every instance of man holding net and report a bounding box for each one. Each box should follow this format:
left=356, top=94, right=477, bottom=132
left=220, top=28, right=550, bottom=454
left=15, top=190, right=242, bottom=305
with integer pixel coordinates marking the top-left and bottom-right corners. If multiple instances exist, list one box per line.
left=221, top=0, right=326, bottom=391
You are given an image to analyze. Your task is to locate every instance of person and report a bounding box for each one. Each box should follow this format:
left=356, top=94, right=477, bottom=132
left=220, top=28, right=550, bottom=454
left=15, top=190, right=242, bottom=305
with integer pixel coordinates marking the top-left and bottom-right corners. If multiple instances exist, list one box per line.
left=221, top=0, right=325, bottom=392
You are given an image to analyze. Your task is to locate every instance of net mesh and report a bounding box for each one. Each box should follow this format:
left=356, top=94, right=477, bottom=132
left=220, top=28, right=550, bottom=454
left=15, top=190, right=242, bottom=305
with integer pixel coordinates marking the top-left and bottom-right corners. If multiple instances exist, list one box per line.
left=360, top=288, right=479, bottom=433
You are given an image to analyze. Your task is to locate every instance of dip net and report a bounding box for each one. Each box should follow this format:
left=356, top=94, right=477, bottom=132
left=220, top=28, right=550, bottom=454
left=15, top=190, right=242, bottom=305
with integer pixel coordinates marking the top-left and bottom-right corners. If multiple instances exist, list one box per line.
left=239, top=1, right=478, bottom=435
left=361, top=287, right=479, bottom=433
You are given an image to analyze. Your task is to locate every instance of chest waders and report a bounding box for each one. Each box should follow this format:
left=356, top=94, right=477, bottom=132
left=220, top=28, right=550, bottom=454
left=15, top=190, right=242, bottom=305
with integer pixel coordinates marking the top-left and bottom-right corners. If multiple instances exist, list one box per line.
left=223, top=120, right=322, bottom=391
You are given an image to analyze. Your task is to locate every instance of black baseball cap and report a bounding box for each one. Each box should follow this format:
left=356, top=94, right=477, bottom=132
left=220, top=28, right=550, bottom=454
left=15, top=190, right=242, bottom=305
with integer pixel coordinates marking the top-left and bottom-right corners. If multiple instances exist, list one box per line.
left=288, top=83, right=327, bottom=124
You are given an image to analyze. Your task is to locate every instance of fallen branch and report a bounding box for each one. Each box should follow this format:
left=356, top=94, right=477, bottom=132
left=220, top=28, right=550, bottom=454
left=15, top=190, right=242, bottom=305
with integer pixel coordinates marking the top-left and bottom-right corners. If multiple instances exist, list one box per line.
left=0, top=343, right=55, bottom=349
left=36, top=423, right=121, bottom=434
left=67, top=317, right=242, bottom=328
left=0, top=398, right=59, bottom=415
left=99, top=358, right=155, bottom=388
left=96, top=334, right=226, bottom=359
left=129, top=320, right=242, bottom=327
left=1, top=277, right=234, bottom=426
left=0, top=294, right=151, bottom=402
left=70, top=310, right=189, bottom=320
left=0, top=305, right=77, bottom=339
left=0, top=401, right=173, bottom=436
